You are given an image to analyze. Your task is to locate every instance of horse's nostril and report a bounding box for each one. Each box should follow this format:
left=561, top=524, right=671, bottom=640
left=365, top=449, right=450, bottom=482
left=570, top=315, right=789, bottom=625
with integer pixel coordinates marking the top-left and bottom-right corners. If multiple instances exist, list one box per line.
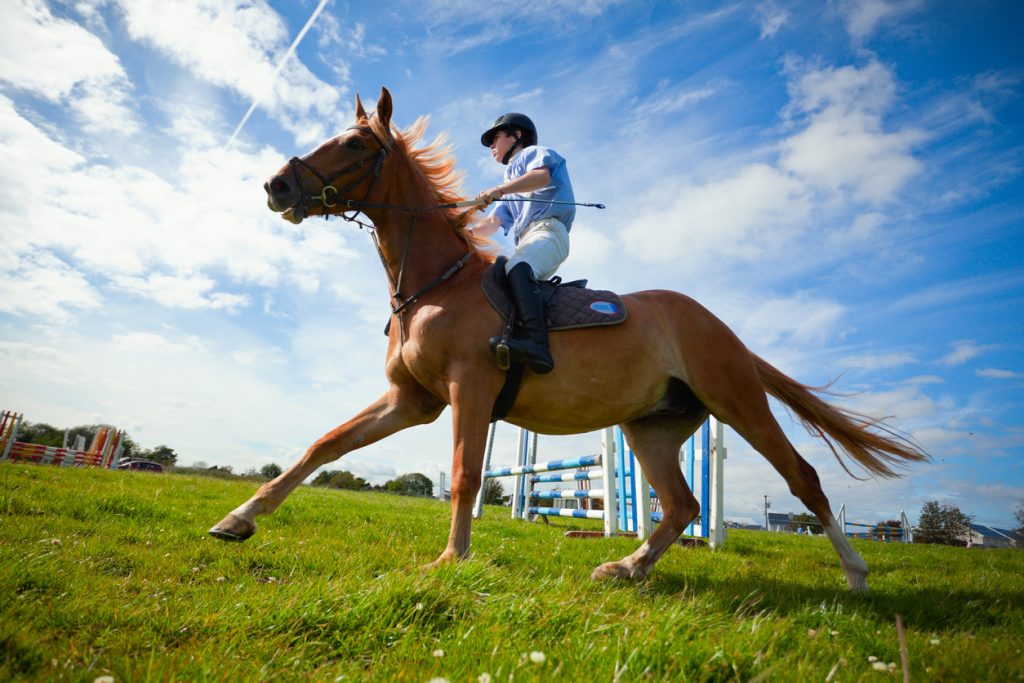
left=268, top=178, right=290, bottom=196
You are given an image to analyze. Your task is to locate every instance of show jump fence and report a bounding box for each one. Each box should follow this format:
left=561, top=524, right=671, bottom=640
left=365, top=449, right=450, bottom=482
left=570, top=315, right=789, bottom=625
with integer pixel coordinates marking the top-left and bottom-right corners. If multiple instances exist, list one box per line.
left=836, top=504, right=914, bottom=543
left=1, top=410, right=124, bottom=469
left=473, top=419, right=727, bottom=548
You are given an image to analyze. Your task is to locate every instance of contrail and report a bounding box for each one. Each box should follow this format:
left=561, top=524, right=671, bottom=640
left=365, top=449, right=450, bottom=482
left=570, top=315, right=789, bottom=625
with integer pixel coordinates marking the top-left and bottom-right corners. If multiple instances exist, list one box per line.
left=225, top=0, right=332, bottom=150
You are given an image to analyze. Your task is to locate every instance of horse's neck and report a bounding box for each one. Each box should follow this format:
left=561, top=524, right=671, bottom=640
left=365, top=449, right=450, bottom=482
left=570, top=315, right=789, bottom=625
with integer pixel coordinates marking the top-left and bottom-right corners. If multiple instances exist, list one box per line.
left=366, top=166, right=467, bottom=297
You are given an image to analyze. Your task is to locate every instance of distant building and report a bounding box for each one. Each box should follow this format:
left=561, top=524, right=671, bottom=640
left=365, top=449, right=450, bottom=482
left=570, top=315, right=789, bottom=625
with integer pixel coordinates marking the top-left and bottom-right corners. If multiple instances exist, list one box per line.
left=766, top=512, right=819, bottom=532
left=965, top=524, right=1020, bottom=549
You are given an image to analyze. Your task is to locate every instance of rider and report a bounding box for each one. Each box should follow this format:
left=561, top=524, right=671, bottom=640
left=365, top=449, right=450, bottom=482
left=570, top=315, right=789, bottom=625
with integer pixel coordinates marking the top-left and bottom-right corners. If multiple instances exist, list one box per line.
left=470, top=113, right=575, bottom=374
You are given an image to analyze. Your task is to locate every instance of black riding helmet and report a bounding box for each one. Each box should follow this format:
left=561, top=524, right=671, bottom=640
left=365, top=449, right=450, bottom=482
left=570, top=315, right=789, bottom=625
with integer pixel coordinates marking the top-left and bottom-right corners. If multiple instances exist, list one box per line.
left=481, top=113, right=537, bottom=163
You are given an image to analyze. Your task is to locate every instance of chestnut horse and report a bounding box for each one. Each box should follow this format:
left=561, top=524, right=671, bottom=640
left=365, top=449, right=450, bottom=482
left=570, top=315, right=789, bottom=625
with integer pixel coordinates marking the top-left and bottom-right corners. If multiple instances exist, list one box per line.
left=210, top=87, right=927, bottom=591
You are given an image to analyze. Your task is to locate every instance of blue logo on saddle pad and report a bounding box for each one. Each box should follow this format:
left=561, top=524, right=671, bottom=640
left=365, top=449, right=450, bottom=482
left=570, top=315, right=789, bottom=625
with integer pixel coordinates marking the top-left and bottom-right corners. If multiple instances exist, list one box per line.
left=590, top=301, right=618, bottom=315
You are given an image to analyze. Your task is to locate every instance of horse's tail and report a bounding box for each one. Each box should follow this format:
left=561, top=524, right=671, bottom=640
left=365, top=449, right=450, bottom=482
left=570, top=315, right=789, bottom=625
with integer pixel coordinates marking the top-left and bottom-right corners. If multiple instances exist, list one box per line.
left=752, top=355, right=930, bottom=478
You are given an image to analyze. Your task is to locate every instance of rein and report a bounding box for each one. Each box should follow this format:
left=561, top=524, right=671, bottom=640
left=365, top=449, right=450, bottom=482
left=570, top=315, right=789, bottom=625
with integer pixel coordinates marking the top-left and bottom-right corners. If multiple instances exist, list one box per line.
left=285, top=125, right=471, bottom=341
left=283, top=126, right=605, bottom=341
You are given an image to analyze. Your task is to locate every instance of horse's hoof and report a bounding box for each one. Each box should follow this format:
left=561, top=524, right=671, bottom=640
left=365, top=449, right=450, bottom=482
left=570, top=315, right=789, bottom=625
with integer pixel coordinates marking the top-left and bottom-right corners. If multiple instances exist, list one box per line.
left=208, top=514, right=256, bottom=542
left=843, top=561, right=869, bottom=592
left=590, top=561, right=645, bottom=581
left=421, top=551, right=458, bottom=571
left=847, top=576, right=870, bottom=592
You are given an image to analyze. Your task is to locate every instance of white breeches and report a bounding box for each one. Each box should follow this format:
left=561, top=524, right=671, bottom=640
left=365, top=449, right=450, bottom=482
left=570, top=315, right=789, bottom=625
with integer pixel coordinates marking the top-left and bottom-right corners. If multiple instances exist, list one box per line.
left=506, top=218, right=570, bottom=280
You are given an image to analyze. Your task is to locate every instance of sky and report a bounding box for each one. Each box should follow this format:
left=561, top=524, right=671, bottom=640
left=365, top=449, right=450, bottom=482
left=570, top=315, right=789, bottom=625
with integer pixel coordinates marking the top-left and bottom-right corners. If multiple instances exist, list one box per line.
left=1, top=0, right=1022, bottom=530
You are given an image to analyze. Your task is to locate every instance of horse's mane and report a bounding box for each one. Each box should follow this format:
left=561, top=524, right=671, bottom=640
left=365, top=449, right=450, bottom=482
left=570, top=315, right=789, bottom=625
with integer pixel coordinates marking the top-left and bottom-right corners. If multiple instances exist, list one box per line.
left=377, top=116, right=497, bottom=259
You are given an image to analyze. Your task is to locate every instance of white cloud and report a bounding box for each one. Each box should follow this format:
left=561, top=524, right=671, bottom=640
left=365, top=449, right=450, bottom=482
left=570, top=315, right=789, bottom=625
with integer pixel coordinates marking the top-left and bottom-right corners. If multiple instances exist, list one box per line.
left=892, top=271, right=1024, bottom=313
left=839, top=0, right=923, bottom=43
left=635, top=83, right=721, bottom=117
left=782, top=61, right=925, bottom=204
left=0, top=251, right=101, bottom=321
left=624, top=163, right=811, bottom=266
left=110, top=274, right=249, bottom=312
left=112, top=331, right=205, bottom=355
left=839, top=352, right=918, bottom=371
left=0, top=94, right=373, bottom=318
left=827, top=211, right=888, bottom=246
left=940, top=340, right=994, bottom=366
left=0, top=0, right=139, bottom=134
left=621, top=59, right=926, bottom=273
left=115, top=0, right=350, bottom=146
left=737, top=294, right=845, bottom=349
left=977, top=368, right=1018, bottom=379
left=755, top=1, right=788, bottom=39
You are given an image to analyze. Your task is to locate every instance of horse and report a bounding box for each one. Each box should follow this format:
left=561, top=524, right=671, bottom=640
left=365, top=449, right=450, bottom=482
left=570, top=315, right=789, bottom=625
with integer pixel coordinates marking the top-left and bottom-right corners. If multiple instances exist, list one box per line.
left=210, top=87, right=928, bottom=591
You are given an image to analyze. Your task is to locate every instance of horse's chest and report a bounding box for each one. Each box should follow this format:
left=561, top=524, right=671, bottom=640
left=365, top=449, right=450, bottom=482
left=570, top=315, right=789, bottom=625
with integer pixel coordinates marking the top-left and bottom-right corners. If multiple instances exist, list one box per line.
left=396, top=306, right=452, bottom=367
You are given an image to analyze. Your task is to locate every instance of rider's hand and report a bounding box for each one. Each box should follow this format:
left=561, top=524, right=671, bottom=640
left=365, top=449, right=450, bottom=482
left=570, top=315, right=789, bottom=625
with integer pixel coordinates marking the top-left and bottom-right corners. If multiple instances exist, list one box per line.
left=475, top=186, right=504, bottom=207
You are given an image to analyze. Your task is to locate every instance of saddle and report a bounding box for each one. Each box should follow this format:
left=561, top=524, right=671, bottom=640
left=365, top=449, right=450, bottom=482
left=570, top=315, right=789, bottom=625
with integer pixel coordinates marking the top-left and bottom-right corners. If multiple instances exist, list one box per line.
left=481, top=257, right=628, bottom=331
left=482, top=257, right=628, bottom=421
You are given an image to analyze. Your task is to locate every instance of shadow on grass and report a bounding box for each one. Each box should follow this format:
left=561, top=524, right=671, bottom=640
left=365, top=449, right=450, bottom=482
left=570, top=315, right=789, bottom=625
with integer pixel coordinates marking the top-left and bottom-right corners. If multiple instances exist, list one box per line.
left=625, top=569, right=1024, bottom=633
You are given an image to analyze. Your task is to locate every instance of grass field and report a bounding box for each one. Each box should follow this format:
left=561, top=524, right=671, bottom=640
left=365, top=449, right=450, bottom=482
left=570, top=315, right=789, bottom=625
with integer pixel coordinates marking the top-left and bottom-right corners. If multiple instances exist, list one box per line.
left=1, top=463, right=1022, bottom=682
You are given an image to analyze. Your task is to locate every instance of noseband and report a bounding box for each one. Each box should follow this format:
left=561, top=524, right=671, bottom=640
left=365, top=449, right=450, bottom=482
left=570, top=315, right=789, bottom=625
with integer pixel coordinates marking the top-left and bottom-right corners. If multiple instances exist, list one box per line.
left=284, top=125, right=390, bottom=220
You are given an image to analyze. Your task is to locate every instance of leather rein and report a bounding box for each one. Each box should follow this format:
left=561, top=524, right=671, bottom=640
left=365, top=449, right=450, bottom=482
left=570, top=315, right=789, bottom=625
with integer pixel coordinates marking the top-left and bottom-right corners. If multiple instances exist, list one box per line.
left=284, top=125, right=473, bottom=337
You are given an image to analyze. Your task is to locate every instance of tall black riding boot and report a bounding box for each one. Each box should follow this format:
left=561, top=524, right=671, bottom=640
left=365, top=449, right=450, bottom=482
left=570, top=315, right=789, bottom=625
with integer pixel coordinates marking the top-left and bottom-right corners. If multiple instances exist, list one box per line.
left=489, top=262, right=554, bottom=374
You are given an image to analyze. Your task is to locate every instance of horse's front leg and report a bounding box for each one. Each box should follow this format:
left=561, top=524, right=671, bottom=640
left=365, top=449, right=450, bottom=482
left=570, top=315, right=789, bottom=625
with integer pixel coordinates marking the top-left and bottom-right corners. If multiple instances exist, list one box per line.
left=209, top=387, right=443, bottom=542
left=424, top=371, right=495, bottom=568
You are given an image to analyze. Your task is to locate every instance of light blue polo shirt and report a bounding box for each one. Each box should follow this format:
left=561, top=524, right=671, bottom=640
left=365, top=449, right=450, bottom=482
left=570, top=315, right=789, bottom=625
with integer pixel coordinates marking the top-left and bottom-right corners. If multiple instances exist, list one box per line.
left=488, top=145, right=575, bottom=244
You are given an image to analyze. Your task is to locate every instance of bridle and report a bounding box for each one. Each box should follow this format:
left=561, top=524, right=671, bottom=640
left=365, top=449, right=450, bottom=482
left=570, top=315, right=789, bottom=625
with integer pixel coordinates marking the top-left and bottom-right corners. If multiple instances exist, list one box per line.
left=284, top=124, right=390, bottom=221
left=282, top=124, right=472, bottom=342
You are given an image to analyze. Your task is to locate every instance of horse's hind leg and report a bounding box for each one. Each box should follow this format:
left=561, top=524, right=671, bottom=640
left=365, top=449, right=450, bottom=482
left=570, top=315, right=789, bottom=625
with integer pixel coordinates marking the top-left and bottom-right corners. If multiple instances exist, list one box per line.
left=591, top=412, right=706, bottom=581
left=685, top=347, right=869, bottom=591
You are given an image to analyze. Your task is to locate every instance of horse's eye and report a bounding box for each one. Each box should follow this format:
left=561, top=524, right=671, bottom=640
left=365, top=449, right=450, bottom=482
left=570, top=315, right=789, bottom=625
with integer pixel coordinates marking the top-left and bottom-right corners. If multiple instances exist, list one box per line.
left=346, top=138, right=365, bottom=151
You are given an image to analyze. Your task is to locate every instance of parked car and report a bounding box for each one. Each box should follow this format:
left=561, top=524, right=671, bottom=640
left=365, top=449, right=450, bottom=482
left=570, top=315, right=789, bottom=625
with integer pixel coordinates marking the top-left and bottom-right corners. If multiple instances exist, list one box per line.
left=118, top=459, right=164, bottom=473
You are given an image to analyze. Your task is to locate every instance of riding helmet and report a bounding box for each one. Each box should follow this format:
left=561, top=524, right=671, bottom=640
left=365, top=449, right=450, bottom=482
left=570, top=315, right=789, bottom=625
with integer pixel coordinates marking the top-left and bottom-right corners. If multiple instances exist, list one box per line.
left=480, top=113, right=538, bottom=148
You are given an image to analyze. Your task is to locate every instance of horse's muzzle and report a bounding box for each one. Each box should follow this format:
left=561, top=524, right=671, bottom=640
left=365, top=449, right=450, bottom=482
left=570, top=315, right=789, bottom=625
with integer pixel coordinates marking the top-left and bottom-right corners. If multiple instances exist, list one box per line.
left=264, top=174, right=298, bottom=213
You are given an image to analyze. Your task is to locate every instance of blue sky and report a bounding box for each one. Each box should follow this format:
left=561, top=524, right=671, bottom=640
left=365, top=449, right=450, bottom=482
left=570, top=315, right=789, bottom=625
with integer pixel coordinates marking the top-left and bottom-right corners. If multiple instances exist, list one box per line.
left=1, top=0, right=1021, bottom=529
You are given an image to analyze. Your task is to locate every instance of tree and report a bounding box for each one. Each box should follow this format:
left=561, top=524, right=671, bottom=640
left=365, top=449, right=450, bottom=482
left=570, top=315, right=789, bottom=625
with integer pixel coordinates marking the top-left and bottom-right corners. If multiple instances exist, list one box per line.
left=1014, top=502, right=1024, bottom=536
left=311, top=469, right=367, bottom=490
left=17, top=422, right=64, bottom=447
left=142, top=445, right=177, bottom=466
left=385, top=473, right=434, bottom=497
left=786, top=512, right=820, bottom=534
left=481, top=478, right=505, bottom=505
left=260, top=463, right=283, bottom=479
left=916, top=501, right=972, bottom=546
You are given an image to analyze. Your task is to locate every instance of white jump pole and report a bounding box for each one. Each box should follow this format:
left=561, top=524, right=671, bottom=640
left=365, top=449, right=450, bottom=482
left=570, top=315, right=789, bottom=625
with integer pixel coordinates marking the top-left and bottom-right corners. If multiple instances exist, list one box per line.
left=473, top=422, right=498, bottom=518
left=510, top=427, right=530, bottom=520
left=600, top=427, right=618, bottom=537
left=709, top=417, right=727, bottom=548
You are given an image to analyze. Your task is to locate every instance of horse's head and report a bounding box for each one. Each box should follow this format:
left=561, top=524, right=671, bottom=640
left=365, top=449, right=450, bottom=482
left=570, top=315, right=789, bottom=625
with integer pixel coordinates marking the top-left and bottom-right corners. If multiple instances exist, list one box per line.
left=265, top=87, right=396, bottom=224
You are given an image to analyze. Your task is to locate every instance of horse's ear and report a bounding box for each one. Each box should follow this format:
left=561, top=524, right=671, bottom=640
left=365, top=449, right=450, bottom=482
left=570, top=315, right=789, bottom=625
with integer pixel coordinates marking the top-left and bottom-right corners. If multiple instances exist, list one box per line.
left=355, top=93, right=367, bottom=121
left=376, top=87, right=393, bottom=130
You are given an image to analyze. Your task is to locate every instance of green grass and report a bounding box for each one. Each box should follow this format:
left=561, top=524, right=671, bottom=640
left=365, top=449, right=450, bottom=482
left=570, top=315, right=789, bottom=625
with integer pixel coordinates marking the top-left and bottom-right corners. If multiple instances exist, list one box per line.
left=1, top=463, right=1022, bottom=682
